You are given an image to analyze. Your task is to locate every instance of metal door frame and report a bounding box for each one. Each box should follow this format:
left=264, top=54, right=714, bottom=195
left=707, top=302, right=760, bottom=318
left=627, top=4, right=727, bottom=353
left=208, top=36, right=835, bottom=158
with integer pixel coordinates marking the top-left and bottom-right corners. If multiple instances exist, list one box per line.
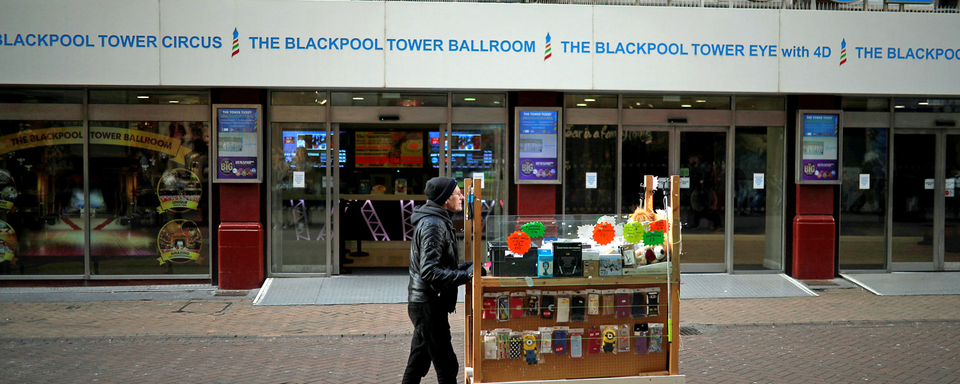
left=266, top=92, right=333, bottom=277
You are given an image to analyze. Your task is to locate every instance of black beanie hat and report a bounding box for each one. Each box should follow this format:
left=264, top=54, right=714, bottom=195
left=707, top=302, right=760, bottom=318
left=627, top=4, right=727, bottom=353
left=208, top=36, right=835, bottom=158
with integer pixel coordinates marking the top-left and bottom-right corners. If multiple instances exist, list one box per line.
left=424, top=177, right=458, bottom=205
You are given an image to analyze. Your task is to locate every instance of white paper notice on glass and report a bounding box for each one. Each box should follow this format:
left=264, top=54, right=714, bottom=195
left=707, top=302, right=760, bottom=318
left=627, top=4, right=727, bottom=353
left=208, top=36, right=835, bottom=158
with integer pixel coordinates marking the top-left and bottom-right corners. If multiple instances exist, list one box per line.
left=293, top=171, right=305, bottom=188
left=947, top=178, right=956, bottom=197
left=680, top=177, right=690, bottom=189
left=753, top=173, right=764, bottom=189
left=859, top=174, right=870, bottom=190
left=586, top=172, right=598, bottom=189
left=473, top=172, right=484, bottom=188
left=925, top=179, right=935, bottom=190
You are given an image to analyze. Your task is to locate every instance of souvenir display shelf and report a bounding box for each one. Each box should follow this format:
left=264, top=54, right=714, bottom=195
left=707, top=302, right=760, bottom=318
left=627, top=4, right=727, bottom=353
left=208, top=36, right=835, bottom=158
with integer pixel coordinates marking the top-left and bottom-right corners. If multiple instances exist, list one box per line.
left=462, top=176, right=684, bottom=384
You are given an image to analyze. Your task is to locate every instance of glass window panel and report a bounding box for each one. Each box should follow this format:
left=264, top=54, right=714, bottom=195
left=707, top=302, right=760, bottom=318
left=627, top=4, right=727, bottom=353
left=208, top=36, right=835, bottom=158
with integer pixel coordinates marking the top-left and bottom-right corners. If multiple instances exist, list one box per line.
left=733, top=127, right=785, bottom=271
left=271, top=91, right=328, bottom=106
left=892, top=98, right=960, bottom=113
left=840, top=128, right=888, bottom=270
left=564, top=94, right=618, bottom=109
left=88, top=121, right=210, bottom=275
left=564, top=125, right=617, bottom=214
left=270, top=123, right=329, bottom=274
left=89, top=90, right=209, bottom=105
left=0, top=120, right=84, bottom=275
left=680, top=131, right=727, bottom=265
left=620, top=130, right=670, bottom=214
left=892, top=133, right=935, bottom=265
left=623, top=95, right=730, bottom=110
left=0, top=89, right=84, bottom=104
left=450, top=124, right=507, bottom=215
left=946, top=134, right=960, bottom=265
left=735, top=96, right=785, bottom=111
left=452, top=93, right=505, bottom=108
left=842, top=98, right=890, bottom=112
left=331, top=92, right=446, bottom=107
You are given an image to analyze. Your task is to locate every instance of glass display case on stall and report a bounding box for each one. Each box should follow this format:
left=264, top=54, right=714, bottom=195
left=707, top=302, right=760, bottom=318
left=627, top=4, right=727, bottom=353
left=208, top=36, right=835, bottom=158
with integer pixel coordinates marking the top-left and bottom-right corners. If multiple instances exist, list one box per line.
left=461, top=176, right=685, bottom=383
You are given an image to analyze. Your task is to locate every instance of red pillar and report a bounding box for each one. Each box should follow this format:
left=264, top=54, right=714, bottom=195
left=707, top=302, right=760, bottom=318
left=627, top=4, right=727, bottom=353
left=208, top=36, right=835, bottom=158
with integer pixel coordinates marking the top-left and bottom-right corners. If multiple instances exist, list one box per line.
left=792, top=185, right=835, bottom=279
left=215, top=89, right=264, bottom=289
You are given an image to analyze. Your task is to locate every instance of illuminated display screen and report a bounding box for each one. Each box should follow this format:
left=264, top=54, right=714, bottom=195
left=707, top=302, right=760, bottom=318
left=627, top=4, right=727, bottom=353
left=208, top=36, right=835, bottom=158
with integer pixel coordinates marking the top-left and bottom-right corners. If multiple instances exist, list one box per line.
left=429, top=131, right=493, bottom=169
left=282, top=131, right=346, bottom=167
left=355, top=131, right=423, bottom=168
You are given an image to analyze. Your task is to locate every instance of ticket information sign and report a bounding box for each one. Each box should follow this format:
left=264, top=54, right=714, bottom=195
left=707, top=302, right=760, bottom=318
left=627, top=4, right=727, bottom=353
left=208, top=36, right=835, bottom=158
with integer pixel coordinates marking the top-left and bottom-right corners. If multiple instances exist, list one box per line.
left=213, top=104, right=262, bottom=183
left=515, top=107, right=562, bottom=184
left=796, top=110, right=842, bottom=185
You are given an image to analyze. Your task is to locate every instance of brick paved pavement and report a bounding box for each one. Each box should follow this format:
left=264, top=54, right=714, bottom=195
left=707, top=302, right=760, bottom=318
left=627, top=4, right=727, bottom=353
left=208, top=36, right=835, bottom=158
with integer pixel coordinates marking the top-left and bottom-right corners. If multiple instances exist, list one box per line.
left=1, top=288, right=959, bottom=383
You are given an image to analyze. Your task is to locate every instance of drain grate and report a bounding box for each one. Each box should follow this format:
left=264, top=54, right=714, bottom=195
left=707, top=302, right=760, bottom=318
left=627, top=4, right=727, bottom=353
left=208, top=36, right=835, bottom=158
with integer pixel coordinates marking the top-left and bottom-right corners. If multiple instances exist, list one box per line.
left=680, top=324, right=720, bottom=335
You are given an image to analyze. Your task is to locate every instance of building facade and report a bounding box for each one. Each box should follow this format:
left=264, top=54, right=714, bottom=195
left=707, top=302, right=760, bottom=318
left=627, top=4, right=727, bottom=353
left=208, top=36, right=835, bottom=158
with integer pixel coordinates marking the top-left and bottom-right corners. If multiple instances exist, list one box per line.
left=1, top=0, right=958, bottom=284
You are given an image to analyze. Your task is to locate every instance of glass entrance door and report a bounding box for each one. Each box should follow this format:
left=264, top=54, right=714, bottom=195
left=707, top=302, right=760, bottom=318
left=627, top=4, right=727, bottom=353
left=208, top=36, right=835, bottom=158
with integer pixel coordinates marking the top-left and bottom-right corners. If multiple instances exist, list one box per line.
left=679, top=129, right=728, bottom=270
left=839, top=128, right=889, bottom=270
left=269, top=123, right=332, bottom=274
left=621, top=127, right=727, bottom=272
left=892, top=131, right=938, bottom=270
left=945, top=133, right=960, bottom=270
left=732, top=127, right=786, bottom=271
left=335, top=124, right=441, bottom=271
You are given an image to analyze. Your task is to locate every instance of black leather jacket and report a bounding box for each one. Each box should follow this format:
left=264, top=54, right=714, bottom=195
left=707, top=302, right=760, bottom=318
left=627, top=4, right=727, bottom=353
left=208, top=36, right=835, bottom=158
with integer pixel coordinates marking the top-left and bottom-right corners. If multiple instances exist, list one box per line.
left=408, top=201, right=470, bottom=312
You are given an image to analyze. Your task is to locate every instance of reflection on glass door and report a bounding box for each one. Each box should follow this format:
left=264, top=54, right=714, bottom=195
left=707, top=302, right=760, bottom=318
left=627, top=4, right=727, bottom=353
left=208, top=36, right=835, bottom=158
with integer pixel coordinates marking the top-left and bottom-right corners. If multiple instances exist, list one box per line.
left=337, top=125, right=439, bottom=270
left=620, top=129, right=669, bottom=213
left=733, top=127, right=785, bottom=271
left=270, top=123, right=331, bottom=274
left=840, top=128, right=888, bottom=270
left=0, top=120, right=85, bottom=275
left=89, top=121, right=210, bottom=275
left=680, top=130, right=727, bottom=267
left=450, top=124, right=507, bottom=218
left=892, top=132, right=936, bottom=269
left=946, top=134, right=960, bottom=269
left=564, top=125, right=618, bottom=214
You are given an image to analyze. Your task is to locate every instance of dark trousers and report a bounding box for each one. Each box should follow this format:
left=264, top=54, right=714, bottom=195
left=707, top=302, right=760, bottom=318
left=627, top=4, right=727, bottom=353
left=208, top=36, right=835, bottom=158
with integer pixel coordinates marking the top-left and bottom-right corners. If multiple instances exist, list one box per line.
left=401, top=302, right=459, bottom=384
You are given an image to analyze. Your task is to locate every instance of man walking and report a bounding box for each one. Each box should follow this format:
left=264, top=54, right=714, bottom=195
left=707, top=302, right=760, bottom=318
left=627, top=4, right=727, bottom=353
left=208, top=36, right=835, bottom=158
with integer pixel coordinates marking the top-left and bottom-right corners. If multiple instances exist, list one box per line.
left=402, top=177, right=473, bottom=384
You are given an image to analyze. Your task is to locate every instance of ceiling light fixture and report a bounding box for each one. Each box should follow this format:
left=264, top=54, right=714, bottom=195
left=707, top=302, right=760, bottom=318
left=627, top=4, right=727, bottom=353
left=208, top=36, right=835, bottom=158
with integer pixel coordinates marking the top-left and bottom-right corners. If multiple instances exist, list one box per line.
left=464, top=97, right=476, bottom=101
left=584, top=98, right=596, bottom=102
left=681, top=104, right=692, bottom=108
left=696, top=99, right=707, bottom=103
left=576, top=103, right=587, bottom=107
left=137, top=95, right=149, bottom=99
left=352, top=97, right=364, bottom=101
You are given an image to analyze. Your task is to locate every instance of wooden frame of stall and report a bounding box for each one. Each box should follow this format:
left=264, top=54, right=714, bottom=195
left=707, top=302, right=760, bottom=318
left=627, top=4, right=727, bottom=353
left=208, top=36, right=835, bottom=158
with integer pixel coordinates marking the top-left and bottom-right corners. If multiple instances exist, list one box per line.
left=462, top=175, right=683, bottom=384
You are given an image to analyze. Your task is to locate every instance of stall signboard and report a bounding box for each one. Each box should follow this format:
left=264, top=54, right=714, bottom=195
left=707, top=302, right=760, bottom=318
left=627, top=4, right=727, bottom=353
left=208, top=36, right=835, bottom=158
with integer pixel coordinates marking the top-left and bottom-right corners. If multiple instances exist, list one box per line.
left=796, top=110, right=842, bottom=185
left=213, top=104, right=262, bottom=183
left=515, top=108, right=562, bottom=184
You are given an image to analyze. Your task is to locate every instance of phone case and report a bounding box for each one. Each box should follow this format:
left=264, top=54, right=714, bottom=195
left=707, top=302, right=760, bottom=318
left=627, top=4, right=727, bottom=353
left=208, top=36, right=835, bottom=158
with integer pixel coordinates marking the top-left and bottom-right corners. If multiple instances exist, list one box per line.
left=588, top=328, right=602, bottom=354
left=554, top=330, right=568, bottom=355
left=570, top=333, right=583, bottom=358
left=510, top=296, right=525, bottom=319
left=497, top=296, right=510, bottom=321
left=541, top=295, right=556, bottom=319
left=557, top=297, right=571, bottom=323
left=571, top=296, right=587, bottom=322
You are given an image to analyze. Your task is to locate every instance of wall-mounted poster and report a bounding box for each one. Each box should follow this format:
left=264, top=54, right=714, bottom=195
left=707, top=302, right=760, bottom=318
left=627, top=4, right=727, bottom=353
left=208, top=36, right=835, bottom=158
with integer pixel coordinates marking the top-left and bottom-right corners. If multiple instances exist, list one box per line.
left=515, top=108, right=562, bottom=184
left=213, top=104, right=262, bottom=183
left=796, top=110, right=842, bottom=185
